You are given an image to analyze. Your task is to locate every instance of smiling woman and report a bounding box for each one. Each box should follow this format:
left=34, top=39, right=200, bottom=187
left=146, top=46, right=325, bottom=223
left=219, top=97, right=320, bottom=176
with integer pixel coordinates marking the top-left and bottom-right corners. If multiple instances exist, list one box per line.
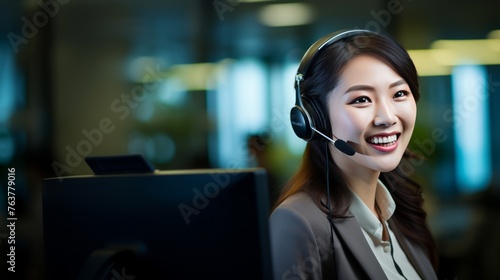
left=269, top=30, right=438, bottom=280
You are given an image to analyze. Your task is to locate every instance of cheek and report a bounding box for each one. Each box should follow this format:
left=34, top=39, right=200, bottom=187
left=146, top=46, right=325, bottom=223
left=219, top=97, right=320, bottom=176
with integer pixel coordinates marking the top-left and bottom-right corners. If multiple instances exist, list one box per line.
left=401, top=102, right=417, bottom=130
left=330, top=107, right=368, bottom=139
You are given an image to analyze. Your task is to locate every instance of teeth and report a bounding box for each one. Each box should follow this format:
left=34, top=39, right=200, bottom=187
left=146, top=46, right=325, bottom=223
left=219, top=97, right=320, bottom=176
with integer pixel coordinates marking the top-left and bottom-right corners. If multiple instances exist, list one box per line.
left=369, top=135, right=397, bottom=144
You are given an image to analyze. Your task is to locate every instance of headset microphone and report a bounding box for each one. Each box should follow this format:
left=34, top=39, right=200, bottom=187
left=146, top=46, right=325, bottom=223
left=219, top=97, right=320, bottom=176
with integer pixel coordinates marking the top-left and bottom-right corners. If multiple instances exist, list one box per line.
left=313, top=126, right=388, bottom=173
left=311, top=127, right=355, bottom=156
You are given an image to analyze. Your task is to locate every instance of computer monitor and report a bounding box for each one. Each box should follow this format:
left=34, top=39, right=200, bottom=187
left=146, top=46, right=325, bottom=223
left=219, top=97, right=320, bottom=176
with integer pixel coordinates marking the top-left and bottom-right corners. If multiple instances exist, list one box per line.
left=42, top=168, right=272, bottom=280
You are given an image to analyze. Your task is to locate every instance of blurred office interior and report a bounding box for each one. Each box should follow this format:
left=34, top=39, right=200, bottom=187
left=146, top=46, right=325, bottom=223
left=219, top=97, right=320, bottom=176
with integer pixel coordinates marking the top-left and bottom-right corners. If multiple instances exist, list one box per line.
left=0, top=0, right=500, bottom=279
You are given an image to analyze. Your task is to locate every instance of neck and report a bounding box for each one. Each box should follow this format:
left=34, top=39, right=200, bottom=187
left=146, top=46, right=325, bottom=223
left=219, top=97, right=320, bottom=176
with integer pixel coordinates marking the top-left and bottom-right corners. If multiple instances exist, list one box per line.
left=345, top=171, right=380, bottom=214
left=332, top=147, right=380, bottom=215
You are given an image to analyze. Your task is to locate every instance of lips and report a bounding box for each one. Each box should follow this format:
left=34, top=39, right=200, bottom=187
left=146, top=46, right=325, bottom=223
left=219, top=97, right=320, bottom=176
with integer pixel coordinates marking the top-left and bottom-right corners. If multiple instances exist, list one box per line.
left=366, top=133, right=400, bottom=152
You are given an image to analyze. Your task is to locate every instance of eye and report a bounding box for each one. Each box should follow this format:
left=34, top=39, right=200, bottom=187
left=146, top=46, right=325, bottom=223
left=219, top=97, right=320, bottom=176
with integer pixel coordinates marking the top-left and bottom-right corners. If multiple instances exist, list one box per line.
left=394, top=90, right=409, bottom=99
left=349, top=96, right=372, bottom=104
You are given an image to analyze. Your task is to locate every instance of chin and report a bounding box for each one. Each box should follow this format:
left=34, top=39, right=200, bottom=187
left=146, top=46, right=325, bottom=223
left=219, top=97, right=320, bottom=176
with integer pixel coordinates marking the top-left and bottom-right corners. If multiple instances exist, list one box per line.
left=377, top=164, right=399, bottom=173
left=370, top=153, right=405, bottom=173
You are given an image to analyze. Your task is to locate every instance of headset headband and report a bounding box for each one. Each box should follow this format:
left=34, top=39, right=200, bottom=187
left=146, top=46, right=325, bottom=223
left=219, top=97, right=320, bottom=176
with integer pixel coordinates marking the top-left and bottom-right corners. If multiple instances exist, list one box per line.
left=295, top=29, right=375, bottom=86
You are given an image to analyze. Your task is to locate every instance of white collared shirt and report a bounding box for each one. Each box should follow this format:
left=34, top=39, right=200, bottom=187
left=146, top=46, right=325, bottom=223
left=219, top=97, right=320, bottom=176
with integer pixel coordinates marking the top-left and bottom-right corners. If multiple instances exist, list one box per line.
left=349, top=180, right=421, bottom=280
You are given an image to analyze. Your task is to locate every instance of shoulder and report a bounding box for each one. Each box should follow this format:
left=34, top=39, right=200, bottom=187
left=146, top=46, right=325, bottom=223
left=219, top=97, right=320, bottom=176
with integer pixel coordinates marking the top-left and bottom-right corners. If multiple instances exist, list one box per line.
left=269, top=192, right=332, bottom=280
left=272, top=192, right=320, bottom=215
left=269, top=192, right=331, bottom=246
left=271, top=192, right=325, bottom=226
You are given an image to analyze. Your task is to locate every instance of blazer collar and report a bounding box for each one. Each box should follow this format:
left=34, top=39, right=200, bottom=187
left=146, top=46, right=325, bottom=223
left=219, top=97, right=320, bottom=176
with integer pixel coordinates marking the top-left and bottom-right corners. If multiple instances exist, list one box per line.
left=332, top=215, right=388, bottom=279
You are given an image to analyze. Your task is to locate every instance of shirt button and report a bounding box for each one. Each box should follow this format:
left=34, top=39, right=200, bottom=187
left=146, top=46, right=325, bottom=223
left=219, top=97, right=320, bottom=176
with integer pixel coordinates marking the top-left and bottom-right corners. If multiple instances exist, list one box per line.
left=384, top=246, right=390, bottom=252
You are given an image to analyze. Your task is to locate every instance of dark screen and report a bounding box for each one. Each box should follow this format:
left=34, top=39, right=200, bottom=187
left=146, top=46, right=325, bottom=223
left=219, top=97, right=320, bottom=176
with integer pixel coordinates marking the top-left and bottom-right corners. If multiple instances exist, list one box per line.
left=42, top=168, right=272, bottom=280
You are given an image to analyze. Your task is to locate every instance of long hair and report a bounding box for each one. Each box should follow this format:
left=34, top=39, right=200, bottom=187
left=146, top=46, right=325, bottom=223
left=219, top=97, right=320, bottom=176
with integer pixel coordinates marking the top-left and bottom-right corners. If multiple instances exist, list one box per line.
left=274, top=32, right=438, bottom=270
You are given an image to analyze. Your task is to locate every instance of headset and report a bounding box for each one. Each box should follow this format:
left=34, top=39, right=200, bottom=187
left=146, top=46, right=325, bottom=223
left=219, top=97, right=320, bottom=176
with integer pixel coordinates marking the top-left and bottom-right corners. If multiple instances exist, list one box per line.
left=289, top=29, right=376, bottom=156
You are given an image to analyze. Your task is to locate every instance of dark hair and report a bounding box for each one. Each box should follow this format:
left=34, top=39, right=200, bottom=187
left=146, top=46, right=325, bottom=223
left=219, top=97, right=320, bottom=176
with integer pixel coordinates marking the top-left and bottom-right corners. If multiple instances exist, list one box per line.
left=274, top=32, right=438, bottom=270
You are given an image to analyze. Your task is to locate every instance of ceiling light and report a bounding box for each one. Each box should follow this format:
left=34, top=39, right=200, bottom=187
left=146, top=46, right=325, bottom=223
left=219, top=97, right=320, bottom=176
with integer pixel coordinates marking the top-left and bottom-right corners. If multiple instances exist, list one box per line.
left=167, top=63, right=218, bottom=91
left=407, top=49, right=453, bottom=76
left=259, top=3, right=314, bottom=27
left=431, top=39, right=500, bottom=65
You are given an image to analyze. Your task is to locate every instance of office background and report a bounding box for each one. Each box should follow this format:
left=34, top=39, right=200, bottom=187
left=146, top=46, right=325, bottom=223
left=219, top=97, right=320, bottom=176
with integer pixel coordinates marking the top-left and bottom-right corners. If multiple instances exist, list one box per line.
left=1, top=0, right=499, bottom=279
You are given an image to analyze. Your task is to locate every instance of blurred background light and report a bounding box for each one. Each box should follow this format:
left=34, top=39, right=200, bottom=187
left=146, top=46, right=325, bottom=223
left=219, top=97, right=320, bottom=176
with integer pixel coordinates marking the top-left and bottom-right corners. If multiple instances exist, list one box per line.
left=167, top=63, right=219, bottom=91
left=407, top=49, right=453, bottom=76
left=156, top=78, right=188, bottom=106
left=209, top=58, right=267, bottom=168
left=408, top=37, right=500, bottom=76
left=431, top=39, right=500, bottom=65
left=451, top=65, right=492, bottom=193
left=133, top=97, right=156, bottom=122
left=126, top=56, right=166, bottom=82
left=258, top=3, right=314, bottom=27
left=0, top=44, right=18, bottom=124
left=488, top=29, right=500, bottom=39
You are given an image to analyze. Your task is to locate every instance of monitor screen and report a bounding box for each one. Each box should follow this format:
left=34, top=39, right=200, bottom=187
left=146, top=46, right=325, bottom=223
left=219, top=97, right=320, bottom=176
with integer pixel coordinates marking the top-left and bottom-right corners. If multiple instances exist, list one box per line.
left=42, top=168, right=272, bottom=280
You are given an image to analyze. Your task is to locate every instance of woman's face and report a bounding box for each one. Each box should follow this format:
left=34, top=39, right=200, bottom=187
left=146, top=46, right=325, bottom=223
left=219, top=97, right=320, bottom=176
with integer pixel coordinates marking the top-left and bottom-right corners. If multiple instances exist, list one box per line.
left=327, top=54, right=417, bottom=173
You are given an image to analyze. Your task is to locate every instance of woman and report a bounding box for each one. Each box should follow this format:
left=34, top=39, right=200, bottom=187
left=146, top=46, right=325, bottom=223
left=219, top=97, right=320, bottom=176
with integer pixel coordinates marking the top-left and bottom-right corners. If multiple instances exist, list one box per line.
left=270, top=30, right=438, bottom=279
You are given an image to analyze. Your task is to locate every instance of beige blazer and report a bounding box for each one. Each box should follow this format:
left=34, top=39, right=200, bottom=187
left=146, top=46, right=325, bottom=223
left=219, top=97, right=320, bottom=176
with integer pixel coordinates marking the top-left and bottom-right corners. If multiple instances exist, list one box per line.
left=269, top=192, right=437, bottom=280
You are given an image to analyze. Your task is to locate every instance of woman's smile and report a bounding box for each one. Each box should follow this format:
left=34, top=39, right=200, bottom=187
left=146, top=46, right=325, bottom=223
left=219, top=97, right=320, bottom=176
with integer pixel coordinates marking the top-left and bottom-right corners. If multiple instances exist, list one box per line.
left=366, top=132, right=400, bottom=152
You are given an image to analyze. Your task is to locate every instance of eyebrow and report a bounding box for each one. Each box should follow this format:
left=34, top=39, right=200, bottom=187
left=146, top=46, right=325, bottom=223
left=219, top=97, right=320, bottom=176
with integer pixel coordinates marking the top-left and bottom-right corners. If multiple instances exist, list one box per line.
left=344, top=79, right=407, bottom=94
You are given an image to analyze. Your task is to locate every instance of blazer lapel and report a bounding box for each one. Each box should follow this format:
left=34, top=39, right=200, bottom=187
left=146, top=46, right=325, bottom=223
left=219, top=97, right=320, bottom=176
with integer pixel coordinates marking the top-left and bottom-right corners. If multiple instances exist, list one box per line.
left=388, top=220, right=437, bottom=280
left=333, top=216, right=388, bottom=279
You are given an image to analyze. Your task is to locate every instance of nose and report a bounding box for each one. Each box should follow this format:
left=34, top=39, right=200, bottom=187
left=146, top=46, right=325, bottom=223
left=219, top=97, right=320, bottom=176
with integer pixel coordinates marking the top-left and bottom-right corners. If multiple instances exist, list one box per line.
left=373, top=100, right=397, bottom=127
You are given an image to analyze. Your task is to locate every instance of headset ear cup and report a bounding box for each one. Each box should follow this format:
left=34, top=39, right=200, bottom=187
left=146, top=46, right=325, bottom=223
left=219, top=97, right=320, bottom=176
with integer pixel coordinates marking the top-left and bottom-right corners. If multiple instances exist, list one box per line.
left=290, top=95, right=329, bottom=142
left=302, top=96, right=329, bottom=141
left=290, top=105, right=313, bottom=141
